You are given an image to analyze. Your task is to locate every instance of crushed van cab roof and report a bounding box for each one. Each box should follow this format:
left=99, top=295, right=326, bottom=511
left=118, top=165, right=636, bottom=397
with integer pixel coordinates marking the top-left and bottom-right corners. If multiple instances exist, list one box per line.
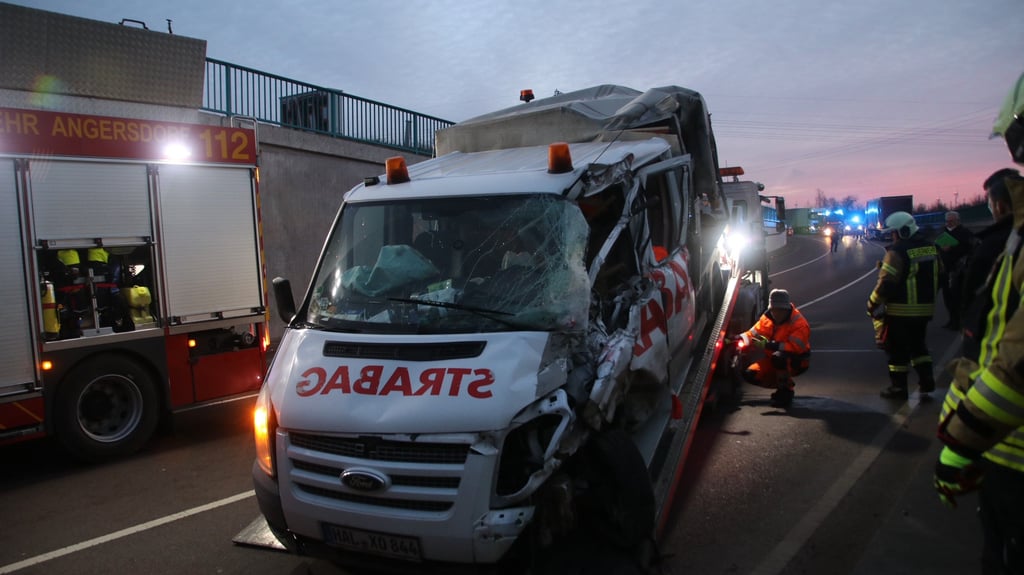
left=347, top=139, right=673, bottom=202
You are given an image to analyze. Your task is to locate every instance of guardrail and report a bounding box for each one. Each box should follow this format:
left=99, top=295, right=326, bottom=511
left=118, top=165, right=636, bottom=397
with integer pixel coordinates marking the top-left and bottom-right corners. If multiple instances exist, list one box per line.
left=202, top=58, right=454, bottom=156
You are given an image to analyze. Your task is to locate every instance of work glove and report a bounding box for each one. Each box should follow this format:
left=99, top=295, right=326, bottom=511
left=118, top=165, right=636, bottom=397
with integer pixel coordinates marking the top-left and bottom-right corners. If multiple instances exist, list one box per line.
left=933, top=445, right=984, bottom=509
left=765, top=340, right=781, bottom=351
left=872, top=318, right=888, bottom=350
left=751, top=335, right=768, bottom=349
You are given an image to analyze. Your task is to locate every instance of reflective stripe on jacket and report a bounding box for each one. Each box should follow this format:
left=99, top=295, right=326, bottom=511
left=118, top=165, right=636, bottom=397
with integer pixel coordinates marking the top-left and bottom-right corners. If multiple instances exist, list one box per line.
left=867, top=234, right=939, bottom=318
left=939, top=178, right=1024, bottom=472
left=742, top=304, right=811, bottom=356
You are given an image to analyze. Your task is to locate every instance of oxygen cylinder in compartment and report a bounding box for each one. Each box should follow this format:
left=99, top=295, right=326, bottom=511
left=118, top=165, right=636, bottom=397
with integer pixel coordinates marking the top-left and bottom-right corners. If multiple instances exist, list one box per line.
left=41, top=280, right=60, bottom=340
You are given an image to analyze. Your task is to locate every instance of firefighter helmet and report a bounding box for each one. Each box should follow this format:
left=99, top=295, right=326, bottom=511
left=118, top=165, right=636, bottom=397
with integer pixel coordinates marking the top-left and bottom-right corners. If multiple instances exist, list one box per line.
left=882, top=211, right=918, bottom=239
left=993, top=71, right=1024, bottom=164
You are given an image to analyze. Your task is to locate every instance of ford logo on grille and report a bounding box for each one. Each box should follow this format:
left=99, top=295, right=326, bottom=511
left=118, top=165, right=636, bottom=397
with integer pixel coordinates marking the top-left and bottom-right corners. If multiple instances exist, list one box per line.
left=340, top=468, right=389, bottom=492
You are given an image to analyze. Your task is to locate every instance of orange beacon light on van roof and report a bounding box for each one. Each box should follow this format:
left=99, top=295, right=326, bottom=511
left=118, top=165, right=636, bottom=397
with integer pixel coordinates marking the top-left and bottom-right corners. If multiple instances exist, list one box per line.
left=386, top=156, right=410, bottom=185
left=547, top=142, right=573, bottom=174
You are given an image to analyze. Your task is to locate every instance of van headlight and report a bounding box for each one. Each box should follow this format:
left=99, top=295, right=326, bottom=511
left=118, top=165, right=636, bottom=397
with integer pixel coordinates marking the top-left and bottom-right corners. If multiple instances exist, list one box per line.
left=493, top=390, right=573, bottom=506
left=254, top=385, right=277, bottom=477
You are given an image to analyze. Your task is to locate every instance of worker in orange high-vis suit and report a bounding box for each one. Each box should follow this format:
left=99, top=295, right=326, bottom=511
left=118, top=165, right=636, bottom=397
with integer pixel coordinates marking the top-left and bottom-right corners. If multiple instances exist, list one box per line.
left=731, top=289, right=811, bottom=407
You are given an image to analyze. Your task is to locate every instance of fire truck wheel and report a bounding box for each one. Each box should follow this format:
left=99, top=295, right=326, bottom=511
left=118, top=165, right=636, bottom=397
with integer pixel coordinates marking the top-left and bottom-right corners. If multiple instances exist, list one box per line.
left=577, top=428, right=656, bottom=551
left=54, top=355, right=160, bottom=462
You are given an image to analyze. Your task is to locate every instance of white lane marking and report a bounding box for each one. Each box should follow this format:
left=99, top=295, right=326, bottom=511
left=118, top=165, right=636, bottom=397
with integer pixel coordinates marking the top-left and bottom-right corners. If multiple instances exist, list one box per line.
left=0, top=491, right=255, bottom=574
left=797, top=266, right=880, bottom=310
left=749, top=334, right=963, bottom=575
left=773, top=240, right=888, bottom=309
left=769, top=251, right=830, bottom=276
left=748, top=400, right=915, bottom=575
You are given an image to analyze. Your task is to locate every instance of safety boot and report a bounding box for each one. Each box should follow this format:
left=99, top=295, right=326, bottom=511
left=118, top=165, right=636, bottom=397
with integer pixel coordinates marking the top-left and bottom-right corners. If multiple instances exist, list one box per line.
left=881, top=370, right=909, bottom=400
left=915, top=363, right=935, bottom=393
left=770, top=388, right=794, bottom=407
left=879, top=386, right=909, bottom=400
left=770, top=376, right=794, bottom=407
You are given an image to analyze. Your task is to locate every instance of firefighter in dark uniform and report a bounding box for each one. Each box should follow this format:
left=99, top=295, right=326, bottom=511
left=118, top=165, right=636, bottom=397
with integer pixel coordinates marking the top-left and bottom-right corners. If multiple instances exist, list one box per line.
left=866, top=211, right=940, bottom=400
left=933, top=70, right=1024, bottom=574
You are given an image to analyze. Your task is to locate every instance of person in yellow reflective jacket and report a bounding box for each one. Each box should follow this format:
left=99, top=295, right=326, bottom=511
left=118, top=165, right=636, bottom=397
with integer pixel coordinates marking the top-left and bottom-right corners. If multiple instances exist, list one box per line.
left=934, top=70, right=1024, bottom=574
left=866, top=211, right=940, bottom=400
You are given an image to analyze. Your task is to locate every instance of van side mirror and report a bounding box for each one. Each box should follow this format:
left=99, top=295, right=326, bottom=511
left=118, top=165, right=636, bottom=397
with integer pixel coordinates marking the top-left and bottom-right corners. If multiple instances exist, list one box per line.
left=776, top=198, right=786, bottom=220
left=272, top=277, right=297, bottom=324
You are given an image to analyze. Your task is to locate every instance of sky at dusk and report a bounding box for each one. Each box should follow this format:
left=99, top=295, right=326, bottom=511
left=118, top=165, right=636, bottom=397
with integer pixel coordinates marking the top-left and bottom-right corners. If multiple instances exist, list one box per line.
left=13, top=0, right=1024, bottom=209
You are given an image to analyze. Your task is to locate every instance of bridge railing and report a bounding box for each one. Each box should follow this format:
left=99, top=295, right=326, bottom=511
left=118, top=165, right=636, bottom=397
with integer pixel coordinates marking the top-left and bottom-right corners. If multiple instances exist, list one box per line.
left=202, top=58, right=453, bottom=156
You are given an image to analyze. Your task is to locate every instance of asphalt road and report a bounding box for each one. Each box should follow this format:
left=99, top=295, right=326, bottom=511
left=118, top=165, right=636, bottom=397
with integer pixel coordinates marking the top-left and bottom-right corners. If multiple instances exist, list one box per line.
left=664, top=233, right=981, bottom=574
left=0, top=233, right=983, bottom=575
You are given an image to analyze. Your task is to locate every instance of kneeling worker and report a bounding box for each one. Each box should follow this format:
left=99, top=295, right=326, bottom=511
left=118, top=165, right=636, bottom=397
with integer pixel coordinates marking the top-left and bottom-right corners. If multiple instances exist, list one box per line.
left=732, top=289, right=811, bottom=407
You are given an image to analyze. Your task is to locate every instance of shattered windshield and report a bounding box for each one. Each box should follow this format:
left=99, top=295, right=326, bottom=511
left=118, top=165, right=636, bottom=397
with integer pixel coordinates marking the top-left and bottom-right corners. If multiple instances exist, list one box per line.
left=306, top=194, right=590, bottom=334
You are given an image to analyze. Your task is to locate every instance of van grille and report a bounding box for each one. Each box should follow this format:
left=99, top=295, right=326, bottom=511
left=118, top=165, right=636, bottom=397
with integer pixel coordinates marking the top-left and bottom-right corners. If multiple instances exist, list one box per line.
left=292, top=460, right=461, bottom=489
left=285, top=432, right=473, bottom=516
left=290, top=433, right=470, bottom=464
left=297, top=484, right=454, bottom=512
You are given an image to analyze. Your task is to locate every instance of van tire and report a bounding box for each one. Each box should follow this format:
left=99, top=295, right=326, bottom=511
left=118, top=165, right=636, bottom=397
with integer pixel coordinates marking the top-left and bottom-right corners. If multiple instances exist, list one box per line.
left=54, top=355, right=160, bottom=462
left=577, top=429, right=656, bottom=551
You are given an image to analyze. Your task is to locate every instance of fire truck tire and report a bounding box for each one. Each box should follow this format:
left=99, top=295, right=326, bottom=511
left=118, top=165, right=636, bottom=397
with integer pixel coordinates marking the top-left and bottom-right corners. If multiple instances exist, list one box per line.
left=54, top=354, right=160, bottom=462
left=577, top=428, right=656, bottom=551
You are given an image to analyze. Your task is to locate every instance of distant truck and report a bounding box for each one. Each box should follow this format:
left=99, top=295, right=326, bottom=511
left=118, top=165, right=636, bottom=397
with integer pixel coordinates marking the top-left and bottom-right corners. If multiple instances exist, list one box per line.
left=719, top=166, right=774, bottom=311
left=784, top=207, right=816, bottom=234
left=865, top=195, right=914, bottom=240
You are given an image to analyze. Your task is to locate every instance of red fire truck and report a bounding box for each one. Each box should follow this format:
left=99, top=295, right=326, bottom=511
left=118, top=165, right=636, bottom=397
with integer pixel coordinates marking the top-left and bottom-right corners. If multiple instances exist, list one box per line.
left=0, top=107, right=268, bottom=461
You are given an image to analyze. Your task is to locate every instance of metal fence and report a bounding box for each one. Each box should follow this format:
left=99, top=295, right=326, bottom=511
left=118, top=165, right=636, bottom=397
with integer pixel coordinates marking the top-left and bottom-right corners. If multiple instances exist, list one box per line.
left=202, top=58, right=453, bottom=156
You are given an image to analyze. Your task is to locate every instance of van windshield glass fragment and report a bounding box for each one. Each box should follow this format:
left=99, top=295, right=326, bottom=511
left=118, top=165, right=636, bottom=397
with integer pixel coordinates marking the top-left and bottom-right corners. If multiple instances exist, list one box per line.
left=307, top=194, right=590, bottom=334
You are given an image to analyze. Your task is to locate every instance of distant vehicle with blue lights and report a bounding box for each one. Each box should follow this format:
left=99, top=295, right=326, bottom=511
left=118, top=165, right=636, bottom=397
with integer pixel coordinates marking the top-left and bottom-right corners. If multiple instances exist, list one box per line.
left=818, top=209, right=845, bottom=238
left=865, top=195, right=914, bottom=240
left=845, top=212, right=866, bottom=238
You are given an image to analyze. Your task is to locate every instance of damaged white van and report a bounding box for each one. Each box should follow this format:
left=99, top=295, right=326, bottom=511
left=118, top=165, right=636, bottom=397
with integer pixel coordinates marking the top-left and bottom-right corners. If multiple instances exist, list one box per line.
left=251, top=85, right=762, bottom=572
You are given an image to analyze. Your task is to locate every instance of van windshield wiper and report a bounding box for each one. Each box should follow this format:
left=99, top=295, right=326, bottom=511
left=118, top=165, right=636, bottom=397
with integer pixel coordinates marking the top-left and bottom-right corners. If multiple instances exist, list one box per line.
left=295, top=319, right=364, bottom=333
left=291, top=320, right=326, bottom=330
left=388, top=297, right=535, bottom=330
left=387, top=297, right=513, bottom=316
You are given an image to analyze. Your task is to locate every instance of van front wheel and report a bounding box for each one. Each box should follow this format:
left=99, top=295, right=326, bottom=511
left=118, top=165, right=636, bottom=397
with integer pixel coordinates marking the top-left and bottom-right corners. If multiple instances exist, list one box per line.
left=577, top=429, right=656, bottom=550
